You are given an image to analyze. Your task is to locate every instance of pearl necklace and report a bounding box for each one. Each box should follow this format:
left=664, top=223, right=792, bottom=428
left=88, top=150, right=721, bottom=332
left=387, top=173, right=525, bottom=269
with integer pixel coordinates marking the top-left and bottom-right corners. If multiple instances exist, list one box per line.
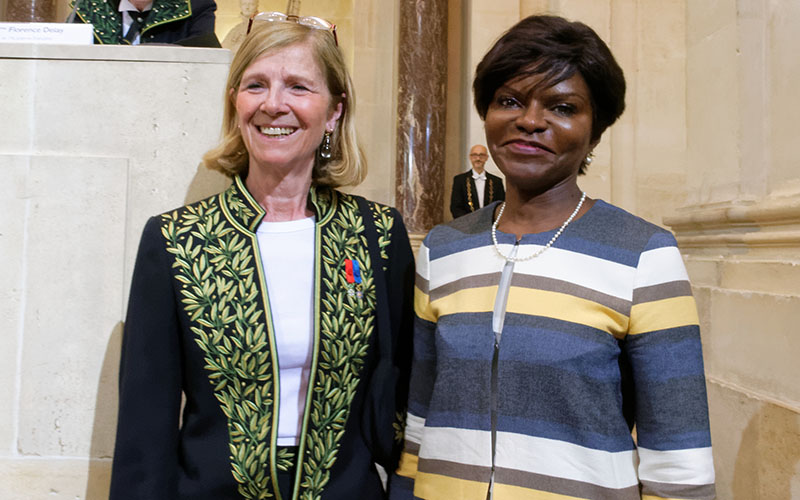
left=491, top=191, right=587, bottom=262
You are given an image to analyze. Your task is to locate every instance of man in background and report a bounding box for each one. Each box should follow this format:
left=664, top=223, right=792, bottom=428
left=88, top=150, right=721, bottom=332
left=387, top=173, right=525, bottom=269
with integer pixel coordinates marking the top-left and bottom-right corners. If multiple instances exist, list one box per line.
left=70, top=0, right=220, bottom=46
left=450, top=144, right=505, bottom=219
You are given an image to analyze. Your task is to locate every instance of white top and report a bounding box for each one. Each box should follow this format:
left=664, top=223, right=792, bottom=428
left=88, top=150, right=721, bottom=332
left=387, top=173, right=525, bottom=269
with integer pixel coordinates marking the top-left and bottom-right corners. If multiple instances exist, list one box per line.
left=118, top=0, right=154, bottom=45
left=472, top=168, right=487, bottom=208
left=256, top=216, right=315, bottom=446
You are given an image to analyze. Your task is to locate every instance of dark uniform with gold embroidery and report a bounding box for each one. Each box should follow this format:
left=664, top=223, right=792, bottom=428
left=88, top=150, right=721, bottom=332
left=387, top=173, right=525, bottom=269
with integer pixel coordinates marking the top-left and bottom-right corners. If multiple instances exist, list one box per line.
left=449, top=170, right=505, bottom=219
left=110, top=177, right=414, bottom=499
left=70, top=0, right=219, bottom=46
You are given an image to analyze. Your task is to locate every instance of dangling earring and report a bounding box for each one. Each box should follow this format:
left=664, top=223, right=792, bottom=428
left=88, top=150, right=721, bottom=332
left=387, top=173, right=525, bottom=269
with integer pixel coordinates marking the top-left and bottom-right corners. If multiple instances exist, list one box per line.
left=584, top=151, right=594, bottom=165
left=319, top=131, right=333, bottom=160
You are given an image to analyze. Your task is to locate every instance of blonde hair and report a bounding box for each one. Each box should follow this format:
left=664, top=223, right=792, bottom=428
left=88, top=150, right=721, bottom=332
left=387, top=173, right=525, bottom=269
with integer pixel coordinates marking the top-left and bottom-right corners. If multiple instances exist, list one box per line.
left=203, top=21, right=366, bottom=187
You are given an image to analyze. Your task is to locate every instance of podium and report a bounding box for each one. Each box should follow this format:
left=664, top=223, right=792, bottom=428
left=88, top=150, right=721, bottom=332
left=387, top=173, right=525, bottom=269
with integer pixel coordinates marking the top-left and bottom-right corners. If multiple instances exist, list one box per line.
left=0, top=42, right=232, bottom=497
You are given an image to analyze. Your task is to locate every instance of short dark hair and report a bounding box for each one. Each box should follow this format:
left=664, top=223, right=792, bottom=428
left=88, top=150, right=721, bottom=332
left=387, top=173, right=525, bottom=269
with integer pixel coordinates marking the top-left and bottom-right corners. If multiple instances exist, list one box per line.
left=473, top=15, right=626, bottom=144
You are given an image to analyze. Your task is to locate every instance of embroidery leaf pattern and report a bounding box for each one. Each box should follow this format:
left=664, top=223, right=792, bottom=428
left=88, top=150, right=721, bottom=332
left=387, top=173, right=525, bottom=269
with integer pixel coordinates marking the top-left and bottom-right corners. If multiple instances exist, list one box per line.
left=369, top=204, right=394, bottom=269
left=298, top=194, right=375, bottom=499
left=161, top=194, right=275, bottom=500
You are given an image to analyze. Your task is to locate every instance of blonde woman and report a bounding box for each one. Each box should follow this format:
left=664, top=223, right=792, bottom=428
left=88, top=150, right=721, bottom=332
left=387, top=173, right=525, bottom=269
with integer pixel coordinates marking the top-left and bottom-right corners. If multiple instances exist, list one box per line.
left=111, top=16, right=414, bottom=499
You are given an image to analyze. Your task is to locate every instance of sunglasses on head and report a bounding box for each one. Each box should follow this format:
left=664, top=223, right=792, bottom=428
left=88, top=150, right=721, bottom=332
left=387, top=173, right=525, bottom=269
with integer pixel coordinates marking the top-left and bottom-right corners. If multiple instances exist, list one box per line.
left=246, top=11, right=338, bottom=46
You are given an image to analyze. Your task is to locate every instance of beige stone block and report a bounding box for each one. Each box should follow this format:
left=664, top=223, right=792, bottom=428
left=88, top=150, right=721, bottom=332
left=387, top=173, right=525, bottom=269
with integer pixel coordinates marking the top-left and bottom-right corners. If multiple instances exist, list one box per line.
left=634, top=3, right=687, bottom=223
left=768, top=0, right=800, bottom=197
left=686, top=0, right=737, bottom=47
left=685, top=0, right=742, bottom=205
left=705, top=289, right=800, bottom=406
left=0, top=59, right=34, bottom=152
left=684, top=258, right=722, bottom=288
left=16, top=156, right=127, bottom=457
left=686, top=23, right=740, bottom=204
left=692, top=286, right=713, bottom=360
left=719, top=260, right=800, bottom=296
left=0, top=457, right=111, bottom=500
left=520, top=0, right=550, bottom=16
left=706, top=381, right=800, bottom=500
left=555, top=0, right=611, bottom=39
left=0, top=155, right=28, bottom=455
left=706, top=380, right=760, bottom=500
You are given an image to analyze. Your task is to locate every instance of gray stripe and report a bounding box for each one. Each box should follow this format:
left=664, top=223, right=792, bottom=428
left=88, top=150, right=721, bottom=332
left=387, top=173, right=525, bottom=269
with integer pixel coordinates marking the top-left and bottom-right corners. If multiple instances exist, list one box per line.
left=513, top=274, right=631, bottom=314
left=430, top=272, right=631, bottom=315
left=416, top=272, right=430, bottom=295
left=403, top=440, right=420, bottom=455
left=641, top=479, right=716, bottom=500
left=496, top=467, right=641, bottom=500
left=418, top=458, right=491, bottom=482
left=430, top=273, right=498, bottom=302
left=633, top=280, right=693, bottom=304
left=418, top=459, right=643, bottom=499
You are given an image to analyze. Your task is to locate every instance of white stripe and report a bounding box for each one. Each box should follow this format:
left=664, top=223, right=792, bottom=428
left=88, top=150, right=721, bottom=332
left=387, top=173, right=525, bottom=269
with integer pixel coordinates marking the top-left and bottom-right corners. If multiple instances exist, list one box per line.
left=429, top=243, right=636, bottom=301
left=428, top=245, right=501, bottom=290
left=513, top=246, right=635, bottom=300
left=416, top=243, right=431, bottom=281
left=404, top=412, right=426, bottom=445
left=634, top=246, right=690, bottom=288
left=637, top=446, right=715, bottom=485
left=417, top=426, right=492, bottom=467
left=495, top=432, right=639, bottom=489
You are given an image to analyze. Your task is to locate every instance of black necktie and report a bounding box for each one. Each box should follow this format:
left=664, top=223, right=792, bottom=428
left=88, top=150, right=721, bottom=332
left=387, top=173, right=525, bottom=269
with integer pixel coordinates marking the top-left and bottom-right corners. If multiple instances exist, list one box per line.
left=124, top=9, right=150, bottom=43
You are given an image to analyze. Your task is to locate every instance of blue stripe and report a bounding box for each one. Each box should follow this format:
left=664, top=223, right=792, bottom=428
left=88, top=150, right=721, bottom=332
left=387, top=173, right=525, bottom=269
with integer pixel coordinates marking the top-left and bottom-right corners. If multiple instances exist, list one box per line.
left=638, top=429, right=712, bottom=451
left=425, top=410, right=490, bottom=431
left=423, top=412, right=636, bottom=453
left=634, top=376, right=712, bottom=449
left=626, top=326, right=706, bottom=382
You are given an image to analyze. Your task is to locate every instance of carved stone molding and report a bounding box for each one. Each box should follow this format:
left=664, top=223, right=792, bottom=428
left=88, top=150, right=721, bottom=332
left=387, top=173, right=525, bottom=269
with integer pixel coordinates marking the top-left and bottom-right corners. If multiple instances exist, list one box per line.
left=663, top=197, right=800, bottom=253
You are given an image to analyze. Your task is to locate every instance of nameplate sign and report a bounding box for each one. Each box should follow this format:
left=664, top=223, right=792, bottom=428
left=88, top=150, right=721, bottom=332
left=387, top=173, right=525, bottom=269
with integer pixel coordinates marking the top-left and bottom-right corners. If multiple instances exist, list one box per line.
left=0, top=23, right=93, bottom=45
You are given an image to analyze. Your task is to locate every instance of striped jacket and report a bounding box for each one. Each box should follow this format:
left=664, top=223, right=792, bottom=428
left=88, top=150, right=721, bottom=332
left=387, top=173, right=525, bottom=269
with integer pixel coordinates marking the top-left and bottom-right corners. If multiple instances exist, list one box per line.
left=390, top=200, right=715, bottom=500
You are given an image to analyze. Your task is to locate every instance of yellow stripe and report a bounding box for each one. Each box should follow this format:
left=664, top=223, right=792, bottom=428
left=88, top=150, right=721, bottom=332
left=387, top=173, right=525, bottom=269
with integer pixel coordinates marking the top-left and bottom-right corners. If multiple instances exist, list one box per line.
left=415, top=286, right=437, bottom=322
left=629, top=296, right=699, bottom=335
left=507, top=289, right=628, bottom=337
left=430, top=286, right=497, bottom=315
left=430, top=286, right=629, bottom=337
left=414, top=471, right=489, bottom=500
left=495, top=481, right=586, bottom=499
left=395, top=451, right=419, bottom=479
left=643, top=496, right=685, bottom=500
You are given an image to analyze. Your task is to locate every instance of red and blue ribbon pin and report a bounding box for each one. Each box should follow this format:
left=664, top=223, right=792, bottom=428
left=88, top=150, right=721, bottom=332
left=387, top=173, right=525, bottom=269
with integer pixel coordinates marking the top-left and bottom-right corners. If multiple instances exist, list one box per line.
left=344, top=258, right=363, bottom=298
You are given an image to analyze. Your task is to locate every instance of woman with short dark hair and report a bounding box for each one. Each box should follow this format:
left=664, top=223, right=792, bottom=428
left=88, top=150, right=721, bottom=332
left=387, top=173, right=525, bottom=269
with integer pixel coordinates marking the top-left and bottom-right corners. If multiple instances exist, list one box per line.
left=390, top=15, right=715, bottom=500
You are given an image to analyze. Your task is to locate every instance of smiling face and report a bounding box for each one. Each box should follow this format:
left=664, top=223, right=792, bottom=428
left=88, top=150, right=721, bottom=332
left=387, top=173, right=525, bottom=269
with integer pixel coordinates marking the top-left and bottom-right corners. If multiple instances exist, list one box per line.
left=484, top=71, right=596, bottom=197
left=234, top=41, right=342, bottom=178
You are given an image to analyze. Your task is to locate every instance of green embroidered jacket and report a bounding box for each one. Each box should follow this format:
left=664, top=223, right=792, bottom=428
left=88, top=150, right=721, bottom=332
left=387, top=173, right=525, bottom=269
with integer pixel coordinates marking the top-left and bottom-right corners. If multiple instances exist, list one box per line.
left=110, top=177, right=414, bottom=499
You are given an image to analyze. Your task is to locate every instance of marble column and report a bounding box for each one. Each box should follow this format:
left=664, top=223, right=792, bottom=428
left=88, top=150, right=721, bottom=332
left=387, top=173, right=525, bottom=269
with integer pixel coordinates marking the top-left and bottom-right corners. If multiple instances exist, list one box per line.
left=6, top=0, right=56, bottom=22
left=395, top=0, right=448, bottom=240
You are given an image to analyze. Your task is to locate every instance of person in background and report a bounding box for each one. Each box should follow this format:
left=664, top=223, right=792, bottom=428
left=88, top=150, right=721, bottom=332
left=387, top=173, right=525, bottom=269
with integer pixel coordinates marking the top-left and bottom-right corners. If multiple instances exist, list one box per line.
left=449, top=144, right=505, bottom=219
left=69, top=0, right=221, bottom=46
left=110, top=14, right=414, bottom=499
left=391, top=14, right=715, bottom=500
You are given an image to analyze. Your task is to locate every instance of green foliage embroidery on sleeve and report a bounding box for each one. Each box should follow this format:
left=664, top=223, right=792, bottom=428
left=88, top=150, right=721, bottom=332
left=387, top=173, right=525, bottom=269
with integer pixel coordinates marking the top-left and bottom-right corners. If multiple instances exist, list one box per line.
left=161, top=197, right=276, bottom=500
left=369, top=203, right=394, bottom=270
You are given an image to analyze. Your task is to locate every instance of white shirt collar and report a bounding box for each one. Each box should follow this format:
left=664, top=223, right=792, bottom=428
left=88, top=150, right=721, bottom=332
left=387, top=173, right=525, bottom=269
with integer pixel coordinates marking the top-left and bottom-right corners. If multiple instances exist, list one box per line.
left=118, top=0, right=153, bottom=12
left=471, top=168, right=486, bottom=180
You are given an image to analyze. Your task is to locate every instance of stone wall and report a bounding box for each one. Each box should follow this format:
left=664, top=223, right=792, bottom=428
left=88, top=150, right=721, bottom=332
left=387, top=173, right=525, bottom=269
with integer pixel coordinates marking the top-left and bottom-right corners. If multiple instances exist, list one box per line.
left=666, top=1, right=800, bottom=497
left=0, top=43, right=231, bottom=499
